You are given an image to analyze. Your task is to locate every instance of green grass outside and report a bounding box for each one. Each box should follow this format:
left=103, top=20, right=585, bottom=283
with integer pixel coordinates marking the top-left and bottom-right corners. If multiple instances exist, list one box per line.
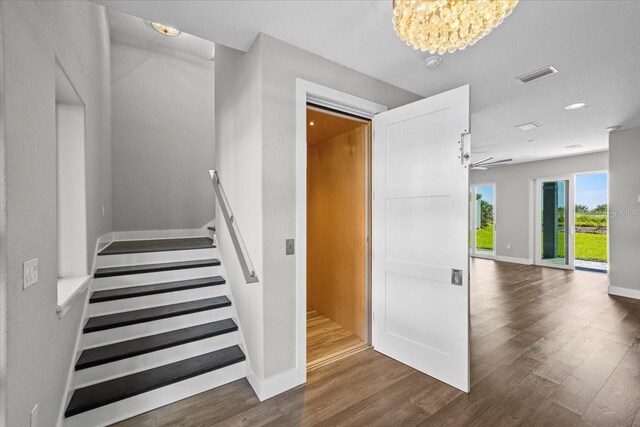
left=546, top=232, right=607, bottom=262
left=575, top=233, right=607, bottom=262
left=476, top=224, right=494, bottom=251
left=477, top=224, right=607, bottom=262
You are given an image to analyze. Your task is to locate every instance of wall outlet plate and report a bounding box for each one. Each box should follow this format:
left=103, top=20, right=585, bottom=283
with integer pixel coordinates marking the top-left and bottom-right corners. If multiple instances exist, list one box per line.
left=23, top=258, right=39, bottom=289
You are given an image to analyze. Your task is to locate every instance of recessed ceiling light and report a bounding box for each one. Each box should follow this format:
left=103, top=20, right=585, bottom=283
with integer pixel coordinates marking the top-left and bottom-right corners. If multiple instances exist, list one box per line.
left=309, top=121, right=315, bottom=126
left=565, top=102, right=586, bottom=110
left=516, top=122, right=541, bottom=131
left=606, top=125, right=620, bottom=132
left=527, top=139, right=536, bottom=143
left=150, top=22, right=181, bottom=37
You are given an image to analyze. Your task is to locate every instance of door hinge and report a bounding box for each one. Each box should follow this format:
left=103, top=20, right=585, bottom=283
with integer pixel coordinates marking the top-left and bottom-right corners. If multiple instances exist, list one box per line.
left=460, top=132, right=471, bottom=167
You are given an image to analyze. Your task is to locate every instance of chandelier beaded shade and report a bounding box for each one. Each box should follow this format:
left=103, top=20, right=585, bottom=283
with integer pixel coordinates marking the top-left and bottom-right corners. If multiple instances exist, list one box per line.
left=392, top=0, right=518, bottom=54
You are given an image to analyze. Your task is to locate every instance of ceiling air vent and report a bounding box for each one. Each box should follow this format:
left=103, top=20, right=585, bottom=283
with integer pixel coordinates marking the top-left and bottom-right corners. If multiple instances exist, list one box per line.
left=516, top=122, right=541, bottom=131
left=516, top=66, right=558, bottom=84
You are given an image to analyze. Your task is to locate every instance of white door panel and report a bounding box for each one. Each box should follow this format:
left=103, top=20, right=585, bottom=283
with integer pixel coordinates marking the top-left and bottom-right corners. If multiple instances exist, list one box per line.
left=373, top=85, right=470, bottom=392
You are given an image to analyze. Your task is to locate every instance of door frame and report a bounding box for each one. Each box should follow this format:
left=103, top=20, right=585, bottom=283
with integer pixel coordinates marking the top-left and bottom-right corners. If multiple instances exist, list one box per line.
left=532, top=174, right=575, bottom=269
left=470, top=182, right=497, bottom=258
left=295, top=79, right=387, bottom=385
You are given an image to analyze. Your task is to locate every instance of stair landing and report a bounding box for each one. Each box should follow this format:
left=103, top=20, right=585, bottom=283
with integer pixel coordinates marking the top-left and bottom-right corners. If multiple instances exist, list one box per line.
left=99, top=237, right=215, bottom=256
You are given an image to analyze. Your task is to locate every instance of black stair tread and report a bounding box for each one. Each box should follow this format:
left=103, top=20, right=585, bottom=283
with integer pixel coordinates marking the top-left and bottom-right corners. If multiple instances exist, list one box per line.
left=94, top=259, right=220, bottom=278
left=99, top=237, right=215, bottom=256
left=90, top=276, right=226, bottom=303
left=83, top=296, right=231, bottom=333
left=75, top=319, right=238, bottom=371
left=65, top=345, right=245, bottom=418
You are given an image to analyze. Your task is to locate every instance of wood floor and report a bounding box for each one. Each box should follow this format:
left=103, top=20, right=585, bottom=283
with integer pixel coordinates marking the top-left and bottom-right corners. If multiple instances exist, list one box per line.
left=306, top=310, right=366, bottom=369
left=113, top=258, right=640, bottom=426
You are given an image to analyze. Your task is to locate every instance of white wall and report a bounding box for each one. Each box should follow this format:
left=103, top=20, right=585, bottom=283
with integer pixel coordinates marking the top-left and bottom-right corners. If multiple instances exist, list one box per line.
left=1, top=1, right=111, bottom=425
left=470, top=151, right=608, bottom=262
left=56, top=104, right=88, bottom=278
left=111, top=41, right=215, bottom=231
left=214, top=41, right=265, bottom=378
left=214, top=33, right=422, bottom=382
left=609, top=127, right=640, bottom=296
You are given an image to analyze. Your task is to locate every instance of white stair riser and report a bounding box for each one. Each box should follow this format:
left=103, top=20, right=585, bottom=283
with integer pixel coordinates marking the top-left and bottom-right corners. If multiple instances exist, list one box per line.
left=82, top=307, right=233, bottom=349
left=88, top=285, right=229, bottom=316
left=64, top=361, right=246, bottom=427
left=74, top=331, right=238, bottom=388
left=92, top=266, right=223, bottom=290
left=95, top=248, right=218, bottom=269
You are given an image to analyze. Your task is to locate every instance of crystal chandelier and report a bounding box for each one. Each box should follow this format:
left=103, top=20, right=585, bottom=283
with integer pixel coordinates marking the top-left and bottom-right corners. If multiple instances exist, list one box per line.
left=392, top=0, right=518, bottom=54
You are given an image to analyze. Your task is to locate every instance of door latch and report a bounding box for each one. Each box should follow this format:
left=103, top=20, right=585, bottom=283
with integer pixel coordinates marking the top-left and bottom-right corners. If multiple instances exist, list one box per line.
left=451, top=269, right=463, bottom=286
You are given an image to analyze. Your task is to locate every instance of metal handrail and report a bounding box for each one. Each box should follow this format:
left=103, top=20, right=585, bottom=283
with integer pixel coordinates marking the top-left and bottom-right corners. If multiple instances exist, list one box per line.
left=209, top=170, right=259, bottom=283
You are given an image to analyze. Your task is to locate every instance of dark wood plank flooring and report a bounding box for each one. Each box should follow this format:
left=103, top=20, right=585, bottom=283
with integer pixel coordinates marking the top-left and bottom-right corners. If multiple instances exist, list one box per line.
left=113, top=258, right=640, bottom=426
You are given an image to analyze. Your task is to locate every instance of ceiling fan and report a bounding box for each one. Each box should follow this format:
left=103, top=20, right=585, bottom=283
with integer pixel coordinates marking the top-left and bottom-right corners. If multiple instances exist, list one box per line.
left=470, top=156, right=513, bottom=170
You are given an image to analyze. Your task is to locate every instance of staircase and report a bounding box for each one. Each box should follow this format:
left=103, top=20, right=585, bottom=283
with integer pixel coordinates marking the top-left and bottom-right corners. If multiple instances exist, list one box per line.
left=64, top=235, right=246, bottom=427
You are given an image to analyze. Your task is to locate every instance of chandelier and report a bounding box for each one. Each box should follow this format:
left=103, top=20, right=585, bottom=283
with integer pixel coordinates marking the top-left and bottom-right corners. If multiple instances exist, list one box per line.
left=392, top=0, right=518, bottom=54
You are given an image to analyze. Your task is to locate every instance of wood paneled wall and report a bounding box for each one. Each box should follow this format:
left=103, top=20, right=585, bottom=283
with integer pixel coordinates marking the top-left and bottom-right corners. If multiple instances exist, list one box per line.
left=307, top=124, right=367, bottom=340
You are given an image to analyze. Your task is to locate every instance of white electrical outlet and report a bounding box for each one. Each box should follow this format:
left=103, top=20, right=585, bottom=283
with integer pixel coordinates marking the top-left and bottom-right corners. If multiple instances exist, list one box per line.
left=23, top=258, right=38, bottom=289
left=30, top=404, right=38, bottom=427
left=506, top=244, right=511, bottom=250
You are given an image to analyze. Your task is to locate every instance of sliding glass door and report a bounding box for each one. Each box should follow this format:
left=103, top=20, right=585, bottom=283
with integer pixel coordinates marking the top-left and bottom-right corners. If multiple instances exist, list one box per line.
left=535, top=177, right=574, bottom=268
left=471, top=184, right=496, bottom=256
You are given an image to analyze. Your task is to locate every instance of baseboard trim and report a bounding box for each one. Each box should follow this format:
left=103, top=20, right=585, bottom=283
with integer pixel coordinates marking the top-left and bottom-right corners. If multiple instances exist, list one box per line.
left=246, top=367, right=301, bottom=401
left=470, top=253, right=496, bottom=260
left=608, top=286, right=640, bottom=301
left=494, top=255, right=533, bottom=265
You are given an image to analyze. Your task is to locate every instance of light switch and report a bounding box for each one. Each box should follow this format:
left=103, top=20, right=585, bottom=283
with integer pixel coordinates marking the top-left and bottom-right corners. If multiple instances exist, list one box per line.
left=286, top=239, right=295, bottom=255
left=23, top=258, right=38, bottom=289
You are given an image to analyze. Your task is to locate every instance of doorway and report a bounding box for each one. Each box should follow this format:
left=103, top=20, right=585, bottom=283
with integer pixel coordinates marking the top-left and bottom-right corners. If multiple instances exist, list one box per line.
left=533, top=172, right=608, bottom=271
left=534, top=176, right=574, bottom=268
left=470, top=183, right=496, bottom=257
left=305, top=106, right=371, bottom=370
left=574, top=172, right=608, bottom=272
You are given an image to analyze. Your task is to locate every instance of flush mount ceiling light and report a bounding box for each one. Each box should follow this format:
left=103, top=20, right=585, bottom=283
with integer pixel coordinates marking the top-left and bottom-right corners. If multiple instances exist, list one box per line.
left=392, top=0, right=518, bottom=54
left=150, top=22, right=181, bottom=37
left=565, top=102, right=586, bottom=110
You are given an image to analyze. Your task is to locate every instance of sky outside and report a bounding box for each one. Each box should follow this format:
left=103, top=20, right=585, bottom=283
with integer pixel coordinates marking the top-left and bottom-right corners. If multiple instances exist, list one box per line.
left=576, top=173, right=608, bottom=209
left=476, top=185, right=494, bottom=204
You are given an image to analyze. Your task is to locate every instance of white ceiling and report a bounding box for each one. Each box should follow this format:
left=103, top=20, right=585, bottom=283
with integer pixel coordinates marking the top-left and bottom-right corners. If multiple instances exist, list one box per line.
left=106, top=8, right=215, bottom=62
left=96, top=0, right=640, bottom=164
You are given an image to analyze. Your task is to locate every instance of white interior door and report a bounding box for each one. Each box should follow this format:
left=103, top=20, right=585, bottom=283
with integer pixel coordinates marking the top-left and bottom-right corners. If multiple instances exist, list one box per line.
left=372, top=85, right=470, bottom=392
